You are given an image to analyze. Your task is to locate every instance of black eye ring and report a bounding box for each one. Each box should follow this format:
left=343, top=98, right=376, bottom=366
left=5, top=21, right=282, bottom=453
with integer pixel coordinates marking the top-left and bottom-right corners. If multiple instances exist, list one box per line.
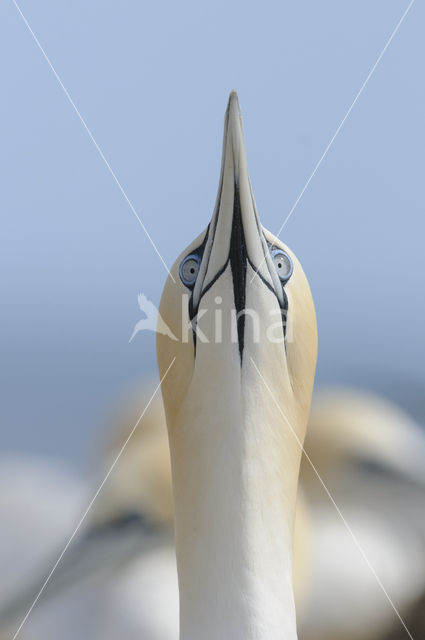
left=271, top=249, right=293, bottom=283
left=179, top=254, right=201, bottom=287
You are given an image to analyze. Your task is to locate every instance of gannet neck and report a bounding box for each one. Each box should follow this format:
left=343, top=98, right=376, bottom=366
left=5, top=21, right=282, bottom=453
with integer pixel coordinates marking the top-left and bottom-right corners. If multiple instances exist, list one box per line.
left=167, top=361, right=302, bottom=640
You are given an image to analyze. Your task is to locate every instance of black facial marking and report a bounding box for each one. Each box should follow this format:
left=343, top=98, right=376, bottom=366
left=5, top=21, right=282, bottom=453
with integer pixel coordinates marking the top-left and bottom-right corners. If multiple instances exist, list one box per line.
left=187, top=227, right=210, bottom=355
left=182, top=195, right=291, bottom=360
left=281, top=289, right=289, bottom=340
left=229, top=183, right=247, bottom=362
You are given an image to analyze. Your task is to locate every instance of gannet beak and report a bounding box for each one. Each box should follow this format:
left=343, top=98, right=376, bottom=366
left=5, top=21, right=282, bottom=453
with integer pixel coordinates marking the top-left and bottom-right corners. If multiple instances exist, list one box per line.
left=192, top=91, right=284, bottom=324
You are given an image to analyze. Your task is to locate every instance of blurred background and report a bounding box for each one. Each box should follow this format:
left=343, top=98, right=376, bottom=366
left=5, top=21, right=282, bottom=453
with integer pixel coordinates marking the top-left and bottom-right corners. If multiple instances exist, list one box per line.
left=0, top=1, right=424, bottom=639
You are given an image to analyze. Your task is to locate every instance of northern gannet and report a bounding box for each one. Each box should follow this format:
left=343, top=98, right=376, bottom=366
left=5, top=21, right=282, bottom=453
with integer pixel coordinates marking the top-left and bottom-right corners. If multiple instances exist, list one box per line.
left=157, top=91, right=317, bottom=639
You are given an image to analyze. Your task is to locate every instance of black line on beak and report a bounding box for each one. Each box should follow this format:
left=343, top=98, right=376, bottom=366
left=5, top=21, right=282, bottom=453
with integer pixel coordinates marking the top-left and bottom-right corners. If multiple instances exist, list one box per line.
left=229, top=183, right=247, bottom=362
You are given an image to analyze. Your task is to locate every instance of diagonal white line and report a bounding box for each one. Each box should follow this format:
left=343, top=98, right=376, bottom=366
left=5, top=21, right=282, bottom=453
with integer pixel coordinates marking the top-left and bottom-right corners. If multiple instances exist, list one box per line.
left=12, top=357, right=176, bottom=640
left=11, top=0, right=176, bottom=283
left=250, top=356, right=414, bottom=640
left=251, top=0, right=415, bottom=284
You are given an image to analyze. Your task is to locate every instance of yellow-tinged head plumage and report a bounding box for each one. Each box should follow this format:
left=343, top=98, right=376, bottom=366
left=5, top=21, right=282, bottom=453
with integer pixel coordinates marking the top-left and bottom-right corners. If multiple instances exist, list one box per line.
left=157, top=91, right=317, bottom=436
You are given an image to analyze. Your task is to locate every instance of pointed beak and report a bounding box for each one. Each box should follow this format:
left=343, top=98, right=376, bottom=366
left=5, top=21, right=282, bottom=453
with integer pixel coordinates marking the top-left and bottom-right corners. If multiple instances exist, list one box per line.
left=192, top=91, right=283, bottom=314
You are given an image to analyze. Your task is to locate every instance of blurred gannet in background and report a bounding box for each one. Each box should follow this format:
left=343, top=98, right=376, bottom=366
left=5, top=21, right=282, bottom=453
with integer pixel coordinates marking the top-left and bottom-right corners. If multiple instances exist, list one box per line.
left=0, top=389, right=179, bottom=640
left=0, top=457, right=84, bottom=617
left=1, top=92, right=425, bottom=639
left=299, top=389, right=425, bottom=640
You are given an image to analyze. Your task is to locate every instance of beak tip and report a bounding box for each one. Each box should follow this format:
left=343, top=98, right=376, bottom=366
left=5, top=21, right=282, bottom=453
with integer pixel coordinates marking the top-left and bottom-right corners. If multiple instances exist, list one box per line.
left=228, top=89, right=239, bottom=108
left=227, top=90, right=243, bottom=129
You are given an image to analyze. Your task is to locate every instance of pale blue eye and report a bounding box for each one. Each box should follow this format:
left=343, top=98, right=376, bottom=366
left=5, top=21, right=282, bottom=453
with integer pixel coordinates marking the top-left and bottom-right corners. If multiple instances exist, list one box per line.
left=271, top=249, right=293, bottom=283
left=180, top=254, right=201, bottom=287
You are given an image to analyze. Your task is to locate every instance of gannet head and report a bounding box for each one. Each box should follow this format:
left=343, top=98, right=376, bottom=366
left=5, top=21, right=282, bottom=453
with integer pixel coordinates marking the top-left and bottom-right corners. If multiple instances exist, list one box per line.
left=158, top=91, right=317, bottom=438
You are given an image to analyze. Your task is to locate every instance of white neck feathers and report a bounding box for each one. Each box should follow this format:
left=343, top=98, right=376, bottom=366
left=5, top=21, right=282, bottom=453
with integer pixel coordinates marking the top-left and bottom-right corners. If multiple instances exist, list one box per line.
left=168, top=359, right=301, bottom=640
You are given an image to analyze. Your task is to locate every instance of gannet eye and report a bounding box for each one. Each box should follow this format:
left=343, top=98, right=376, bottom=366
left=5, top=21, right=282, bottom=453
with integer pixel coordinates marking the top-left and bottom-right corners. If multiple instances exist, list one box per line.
left=271, top=249, right=293, bottom=283
left=179, top=254, right=201, bottom=287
